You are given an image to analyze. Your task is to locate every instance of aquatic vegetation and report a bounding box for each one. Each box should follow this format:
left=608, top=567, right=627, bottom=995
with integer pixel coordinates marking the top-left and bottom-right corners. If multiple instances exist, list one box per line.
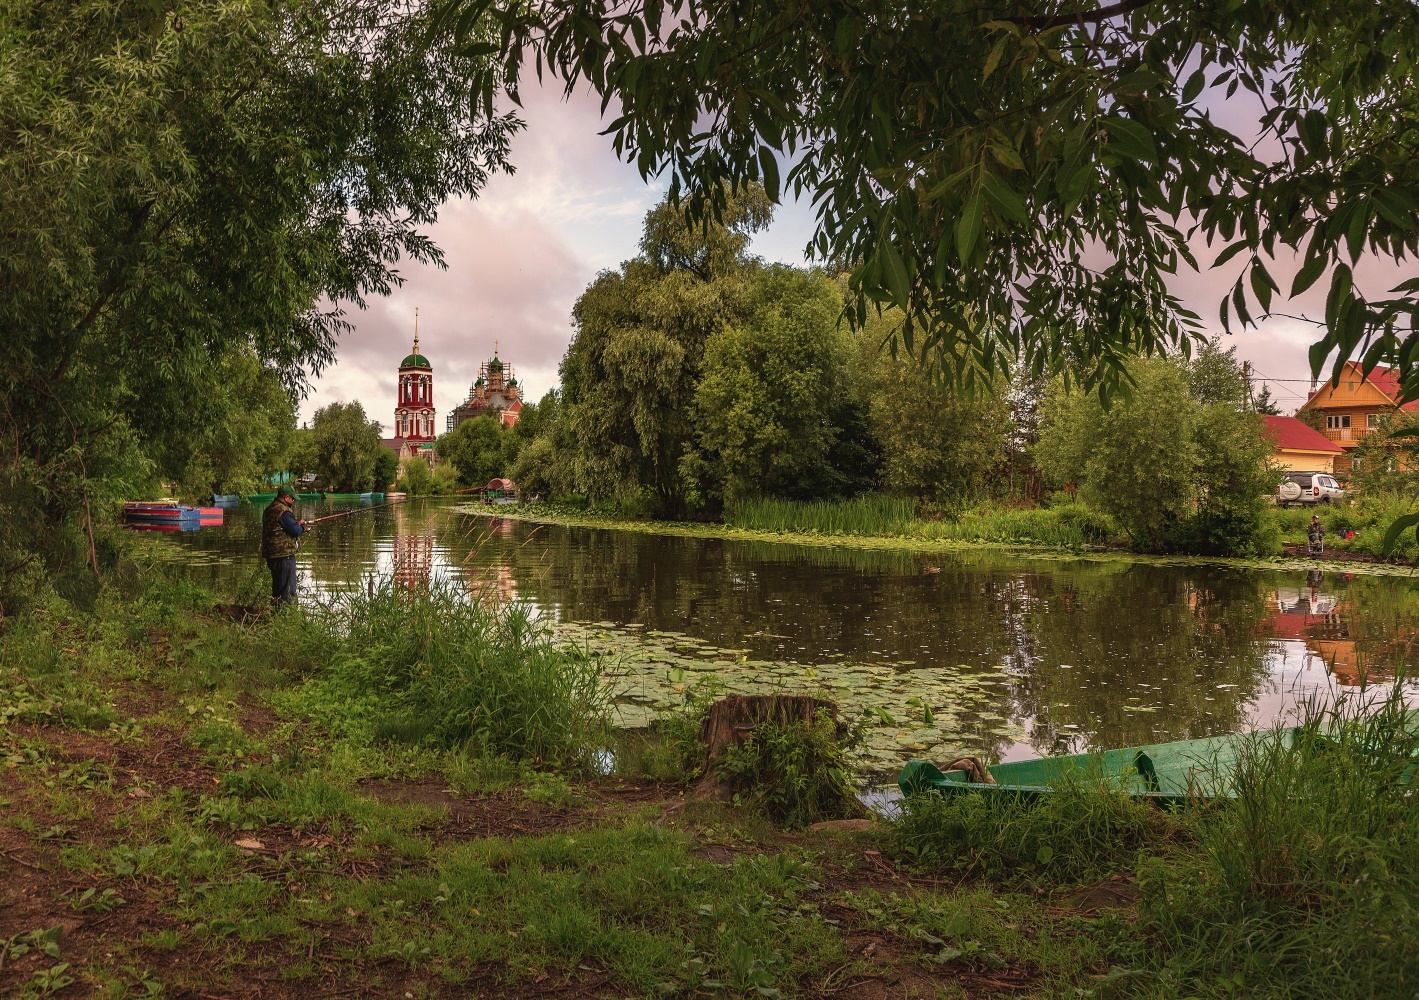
left=560, top=620, right=1023, bottom=772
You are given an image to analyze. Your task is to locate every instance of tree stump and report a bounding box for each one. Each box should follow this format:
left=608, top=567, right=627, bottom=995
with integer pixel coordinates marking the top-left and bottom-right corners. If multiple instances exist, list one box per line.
left=691, top=694, right=838, bottom=800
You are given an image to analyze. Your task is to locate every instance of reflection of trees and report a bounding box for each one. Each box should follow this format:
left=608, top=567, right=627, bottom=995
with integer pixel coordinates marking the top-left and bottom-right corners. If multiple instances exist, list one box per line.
left=458, top=523, right=1280, bottom=754
left=1008, top=567, right=1274, bottom=754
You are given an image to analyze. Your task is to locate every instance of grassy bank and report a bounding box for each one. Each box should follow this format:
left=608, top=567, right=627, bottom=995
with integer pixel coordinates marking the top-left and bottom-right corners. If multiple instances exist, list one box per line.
left=2, top=556, right=1415, bottom=997
left=469, top=501, right=1419, bottom=579
left=726, top=496, right=1115, bottom=548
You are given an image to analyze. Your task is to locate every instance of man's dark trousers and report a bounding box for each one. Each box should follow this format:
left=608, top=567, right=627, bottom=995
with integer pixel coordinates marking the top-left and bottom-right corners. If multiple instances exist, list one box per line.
left=268, top=556, right=297, bottom=604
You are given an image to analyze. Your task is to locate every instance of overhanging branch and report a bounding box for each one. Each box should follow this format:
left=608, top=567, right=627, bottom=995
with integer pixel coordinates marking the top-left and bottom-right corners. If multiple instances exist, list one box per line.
left=1009, top=0, right=1155, bottom=31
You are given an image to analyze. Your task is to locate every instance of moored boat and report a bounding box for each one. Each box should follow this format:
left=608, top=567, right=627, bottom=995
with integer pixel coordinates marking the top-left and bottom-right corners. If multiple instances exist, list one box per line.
left=898, top=731, right=1290, bottom=806
left=384, top=491, right=408, bottom=501
left=297, top=491, right=325, bottom=500
left=899, top=721, right=1419, bottom=806
left=327, top=493, right=363, bottom=500
left=123, top=502, right=223, bottom=526
left=212, top=493, right=241, bottom=505
left=247, top=492, right=276, bottom=503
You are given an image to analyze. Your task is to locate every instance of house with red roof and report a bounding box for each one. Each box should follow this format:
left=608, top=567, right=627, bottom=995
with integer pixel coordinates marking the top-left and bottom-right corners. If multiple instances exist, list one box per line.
left=1298, top=361, right=1419, bottom=474
left=1262, top=415, right=1343, bottom=474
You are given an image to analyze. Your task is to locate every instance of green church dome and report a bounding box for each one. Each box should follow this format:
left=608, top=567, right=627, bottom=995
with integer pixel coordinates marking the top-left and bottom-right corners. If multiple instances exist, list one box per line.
left=507, top=377, right=518, bottom=386
left=401, top=353, right=431, bottom=369
left=488, top=356, right=503, bottom=371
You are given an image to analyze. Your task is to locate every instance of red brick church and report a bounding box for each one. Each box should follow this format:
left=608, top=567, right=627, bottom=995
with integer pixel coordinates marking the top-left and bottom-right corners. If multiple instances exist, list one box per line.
left=451, top=341, right=523, bottom=430
left=382, top=311, right=437, bottom=466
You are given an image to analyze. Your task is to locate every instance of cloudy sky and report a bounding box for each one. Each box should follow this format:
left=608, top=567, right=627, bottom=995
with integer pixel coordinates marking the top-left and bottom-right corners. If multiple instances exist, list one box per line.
left=301, top=82, right=1393, bottom=431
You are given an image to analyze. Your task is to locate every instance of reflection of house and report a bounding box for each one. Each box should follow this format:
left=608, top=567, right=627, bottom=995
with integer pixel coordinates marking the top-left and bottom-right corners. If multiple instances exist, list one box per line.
left=451, top=344, right=523, bottom=430
left=1263, top=416, right=1344, bottom=473
left=1263, top=585, right=1398, bottom=686
left=1299, top=361, right=1417, bottom=474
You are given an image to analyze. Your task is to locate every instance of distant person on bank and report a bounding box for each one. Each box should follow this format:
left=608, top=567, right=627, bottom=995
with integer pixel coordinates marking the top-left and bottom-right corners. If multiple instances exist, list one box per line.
left=262, top=486, right=310, bottom=605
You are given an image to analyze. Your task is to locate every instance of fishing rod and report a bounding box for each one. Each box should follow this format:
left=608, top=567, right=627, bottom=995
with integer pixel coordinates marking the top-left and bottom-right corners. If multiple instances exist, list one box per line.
left=305, top=496, right=419, bottom=525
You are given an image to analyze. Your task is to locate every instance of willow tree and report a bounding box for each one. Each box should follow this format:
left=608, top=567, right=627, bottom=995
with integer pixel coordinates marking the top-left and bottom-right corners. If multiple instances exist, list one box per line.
left=556, top=187, right=772, bottom=512
left=437, top=0, right=1419, bottom=398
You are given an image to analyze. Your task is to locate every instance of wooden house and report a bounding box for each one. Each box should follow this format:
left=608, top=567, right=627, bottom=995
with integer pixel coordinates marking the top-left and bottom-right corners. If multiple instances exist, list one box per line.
left=1262, top=415, right=1343, bottom=474
left=1298, top=361, right=1418, bottom=474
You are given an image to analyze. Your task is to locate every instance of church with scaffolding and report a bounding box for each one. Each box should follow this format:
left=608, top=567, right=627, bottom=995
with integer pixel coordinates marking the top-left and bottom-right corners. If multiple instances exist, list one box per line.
left=450, top=342, right=523, bottom=430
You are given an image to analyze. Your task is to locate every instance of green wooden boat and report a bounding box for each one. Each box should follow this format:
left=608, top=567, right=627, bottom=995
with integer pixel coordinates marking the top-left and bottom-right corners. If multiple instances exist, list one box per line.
left=899, top=731, right=1295, bottom=806
left=247, top=492, right=276, bottom=503
left=326, top=492, right=363, bottom=500
left=900, top=721, right=1419, bottom=807
left=297, top=492, right=325, bottom=500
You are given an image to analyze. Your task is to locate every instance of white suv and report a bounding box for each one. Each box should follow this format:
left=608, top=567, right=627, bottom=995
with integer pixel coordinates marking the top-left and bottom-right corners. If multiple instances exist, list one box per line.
left=1277, top=471, right=1345, bottom=505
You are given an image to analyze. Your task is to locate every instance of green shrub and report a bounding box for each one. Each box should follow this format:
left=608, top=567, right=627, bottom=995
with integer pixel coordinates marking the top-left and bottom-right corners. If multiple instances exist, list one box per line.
left=714, top=708, right=863, bottom=829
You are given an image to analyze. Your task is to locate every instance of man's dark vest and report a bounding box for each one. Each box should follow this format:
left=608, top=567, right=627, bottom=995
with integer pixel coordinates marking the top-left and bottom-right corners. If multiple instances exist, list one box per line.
left=262, top=498, right=300, bottom=559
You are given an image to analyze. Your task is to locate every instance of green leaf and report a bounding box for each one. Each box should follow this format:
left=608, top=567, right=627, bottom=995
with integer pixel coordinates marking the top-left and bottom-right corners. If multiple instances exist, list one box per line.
left=1250, top=260, right=1276, bottom=312
left=982, top=35, right=1009, bottom=80
left=1102, top=117, right=1158, bottom=164
left=922, top=704, right=934, bottom=725
left=1035, top=844, right=1054, bottom=864
left=982, top=173, right=1028, bottom=224
left=1210, top=240, right=1251, bottom=269
left=1300, top=109, right=1328, bottom=159
left=955, top=191, right=985, bottom=263
left=758, top=147, right=780, bottom=202
left=1181, top=68, right=1206, bottom=103
left=1380, top=512, right=1419, bottom=556
left=880, top=239, right=911, bottom=309
left=1291, top=254, right=1328, bottom=296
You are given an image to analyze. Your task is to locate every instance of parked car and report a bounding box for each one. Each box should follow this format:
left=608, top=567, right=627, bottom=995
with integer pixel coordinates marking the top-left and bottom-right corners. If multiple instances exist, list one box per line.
left=1277, top=471, right=1345, bottom=505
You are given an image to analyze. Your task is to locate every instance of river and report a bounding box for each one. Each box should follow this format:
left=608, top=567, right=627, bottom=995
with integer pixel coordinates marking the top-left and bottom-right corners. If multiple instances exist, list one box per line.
left=150, top=497, right=1419, bottom=772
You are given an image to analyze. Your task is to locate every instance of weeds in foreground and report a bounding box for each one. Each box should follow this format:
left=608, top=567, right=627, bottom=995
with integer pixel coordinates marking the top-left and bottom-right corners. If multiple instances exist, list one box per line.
left=891, top=688, right=1419, bottom=999
left=890, top=767, right=1170, bottom=885
left=715, top=708, right=865, bottom=830
left=282, top=578, right=611, bottom=770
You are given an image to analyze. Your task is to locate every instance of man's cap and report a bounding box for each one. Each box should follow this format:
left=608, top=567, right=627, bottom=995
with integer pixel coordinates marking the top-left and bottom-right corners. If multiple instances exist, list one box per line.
left=275, top=485, right=296, bottom=499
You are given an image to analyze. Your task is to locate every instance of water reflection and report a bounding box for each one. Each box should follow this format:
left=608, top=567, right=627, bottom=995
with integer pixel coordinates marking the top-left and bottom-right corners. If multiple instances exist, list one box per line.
left=154, top=500, right=1419, bottom=766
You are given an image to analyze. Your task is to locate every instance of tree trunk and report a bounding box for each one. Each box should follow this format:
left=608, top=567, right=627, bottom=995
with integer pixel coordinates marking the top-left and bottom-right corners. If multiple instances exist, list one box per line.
left=691, top=694, right=838, bottom=800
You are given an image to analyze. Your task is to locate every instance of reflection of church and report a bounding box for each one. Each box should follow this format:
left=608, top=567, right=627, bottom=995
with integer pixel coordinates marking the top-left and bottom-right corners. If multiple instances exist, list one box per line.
left=391, top=505, right=434, bottom=588
left=451, top=342, right=523, bottom=430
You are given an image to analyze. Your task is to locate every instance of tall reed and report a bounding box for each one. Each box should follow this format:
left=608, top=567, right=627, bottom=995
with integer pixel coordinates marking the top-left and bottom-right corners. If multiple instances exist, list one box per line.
left=727, top=495, right=917, bottom=535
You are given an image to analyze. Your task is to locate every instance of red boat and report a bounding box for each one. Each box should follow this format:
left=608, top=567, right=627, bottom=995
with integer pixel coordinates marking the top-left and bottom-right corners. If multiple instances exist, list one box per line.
left=123, top=502, right=223, bottom=525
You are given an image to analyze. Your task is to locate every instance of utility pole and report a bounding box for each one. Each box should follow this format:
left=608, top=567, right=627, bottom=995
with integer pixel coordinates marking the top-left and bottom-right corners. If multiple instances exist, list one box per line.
left=1242, top=360, right=1253, bottom=411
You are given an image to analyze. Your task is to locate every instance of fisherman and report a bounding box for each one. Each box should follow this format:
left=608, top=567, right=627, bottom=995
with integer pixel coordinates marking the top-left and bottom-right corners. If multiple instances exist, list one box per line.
left=1308, top=514, right=1325, bottom=555
left=262, top=485, right=310, bottom=605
